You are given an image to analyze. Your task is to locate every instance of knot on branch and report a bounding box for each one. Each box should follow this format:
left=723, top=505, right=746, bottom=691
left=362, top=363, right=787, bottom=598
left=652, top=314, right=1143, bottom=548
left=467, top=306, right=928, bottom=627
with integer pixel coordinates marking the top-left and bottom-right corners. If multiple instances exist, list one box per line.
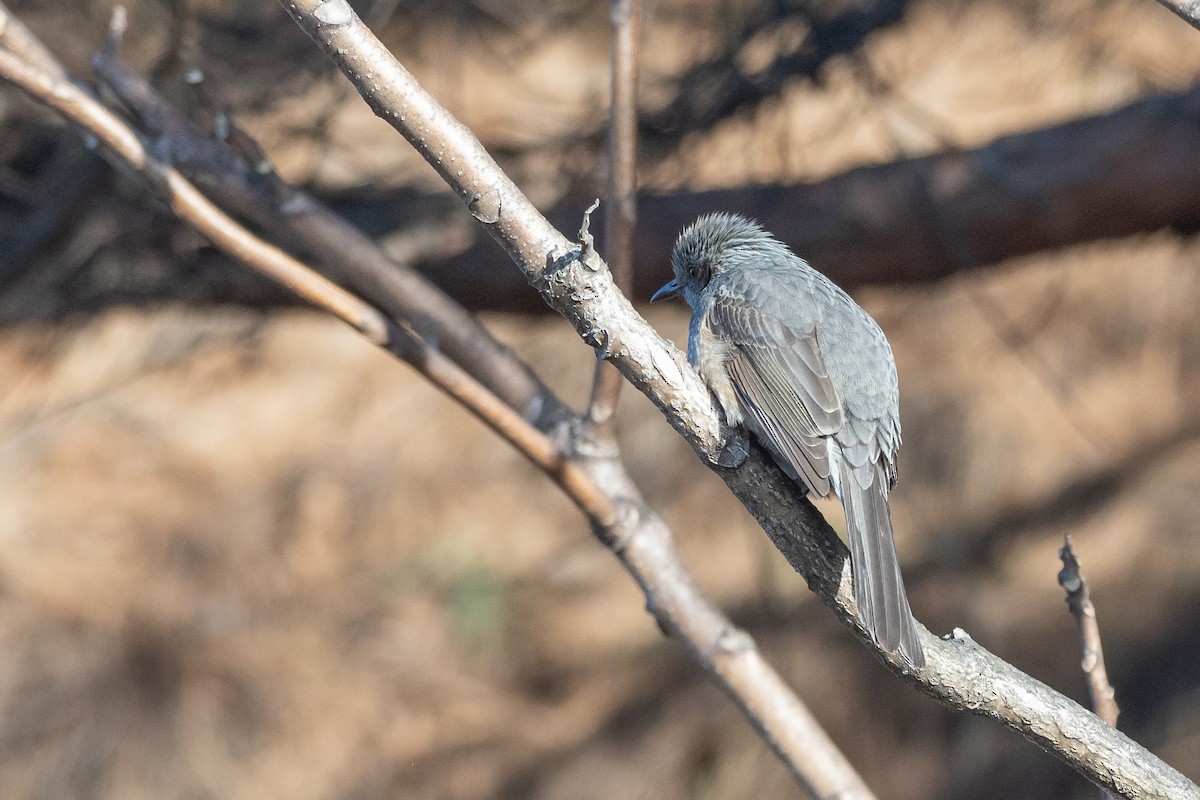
left=312, top=0, right=355, bottom=26
left=467, top=185, right=502, bottom=224
left=539, top=235, right=620, bottom=361
left=711, top=626, right=754, bottom=658
left=564, top=413, right=621, bottom=461
left=588, top=496, right=644, bottom=554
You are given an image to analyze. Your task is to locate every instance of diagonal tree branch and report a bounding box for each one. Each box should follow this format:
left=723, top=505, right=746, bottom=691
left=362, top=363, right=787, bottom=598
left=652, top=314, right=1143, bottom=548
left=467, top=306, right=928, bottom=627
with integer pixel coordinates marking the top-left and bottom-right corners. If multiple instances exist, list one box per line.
left=275, top=1, right=1200, bottom=797
left=0, top=8, right=876, bottom=798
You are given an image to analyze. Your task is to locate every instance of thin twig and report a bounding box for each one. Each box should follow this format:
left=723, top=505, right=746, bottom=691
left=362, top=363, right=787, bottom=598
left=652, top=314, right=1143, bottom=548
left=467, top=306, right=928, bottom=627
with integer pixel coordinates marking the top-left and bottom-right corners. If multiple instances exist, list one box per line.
left=0, top=46, right=611, bottom=585
left=1058, top=536, right=1121, bottom=728
left=1059, top=537, right=1122, bottom=800
left=0, top=11, right=875, bottom=798
left=0, top=6, right=580, bottom=628
left=586, top=0, right=641, bottom=441
left=275, top=2, right=1200, bottom=796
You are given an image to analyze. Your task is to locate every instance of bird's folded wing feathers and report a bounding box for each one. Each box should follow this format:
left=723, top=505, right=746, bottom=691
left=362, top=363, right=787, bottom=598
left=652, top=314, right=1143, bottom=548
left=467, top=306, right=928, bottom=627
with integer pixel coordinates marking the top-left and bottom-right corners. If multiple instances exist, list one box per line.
left=706, top=296, right=844, bottom=496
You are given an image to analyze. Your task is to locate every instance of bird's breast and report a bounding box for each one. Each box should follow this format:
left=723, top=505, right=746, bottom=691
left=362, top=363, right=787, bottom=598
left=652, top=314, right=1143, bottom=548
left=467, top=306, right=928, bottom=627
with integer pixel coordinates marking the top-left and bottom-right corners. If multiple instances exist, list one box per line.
left=689, top=313, right=743, bottom=427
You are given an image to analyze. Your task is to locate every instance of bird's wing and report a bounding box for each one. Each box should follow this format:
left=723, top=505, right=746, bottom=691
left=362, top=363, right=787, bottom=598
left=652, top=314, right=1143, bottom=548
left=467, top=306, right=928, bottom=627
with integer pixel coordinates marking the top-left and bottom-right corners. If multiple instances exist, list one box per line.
left=706, top=294, right=844, bottom=496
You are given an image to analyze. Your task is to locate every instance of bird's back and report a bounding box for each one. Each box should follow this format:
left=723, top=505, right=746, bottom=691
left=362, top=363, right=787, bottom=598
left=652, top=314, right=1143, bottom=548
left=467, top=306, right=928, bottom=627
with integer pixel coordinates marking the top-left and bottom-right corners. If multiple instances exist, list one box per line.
left=716, top=253, right=900, bottom=443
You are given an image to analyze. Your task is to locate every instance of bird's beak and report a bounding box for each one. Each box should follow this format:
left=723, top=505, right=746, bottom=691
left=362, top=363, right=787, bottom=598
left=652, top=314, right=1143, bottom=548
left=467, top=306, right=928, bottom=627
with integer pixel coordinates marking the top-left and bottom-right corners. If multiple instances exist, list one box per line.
left=650, top=278, right=682, bottom=303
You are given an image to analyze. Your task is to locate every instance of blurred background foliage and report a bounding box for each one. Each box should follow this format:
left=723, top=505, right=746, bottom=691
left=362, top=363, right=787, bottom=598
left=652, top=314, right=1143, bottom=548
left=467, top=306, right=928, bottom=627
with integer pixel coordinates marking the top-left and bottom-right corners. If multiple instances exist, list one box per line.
left=2, top=0, right=1200, bottom=798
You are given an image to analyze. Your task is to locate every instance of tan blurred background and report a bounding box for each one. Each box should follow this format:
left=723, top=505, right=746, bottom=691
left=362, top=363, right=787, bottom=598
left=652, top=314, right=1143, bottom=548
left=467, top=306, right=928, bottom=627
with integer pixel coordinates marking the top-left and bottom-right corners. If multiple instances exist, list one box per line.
left=2, top=0, right=1200, bottom=797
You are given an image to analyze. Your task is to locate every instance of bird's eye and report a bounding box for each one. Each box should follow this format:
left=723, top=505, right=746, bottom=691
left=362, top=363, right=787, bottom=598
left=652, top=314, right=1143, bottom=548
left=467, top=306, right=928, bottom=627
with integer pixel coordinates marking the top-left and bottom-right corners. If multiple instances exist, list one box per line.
left=688, top=266, right=699, bottom=279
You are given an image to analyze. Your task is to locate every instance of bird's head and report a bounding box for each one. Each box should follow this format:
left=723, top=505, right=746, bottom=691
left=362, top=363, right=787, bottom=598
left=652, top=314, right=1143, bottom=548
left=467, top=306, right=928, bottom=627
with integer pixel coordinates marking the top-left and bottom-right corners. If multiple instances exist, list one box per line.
left=651, top=213, right=780, bottom=308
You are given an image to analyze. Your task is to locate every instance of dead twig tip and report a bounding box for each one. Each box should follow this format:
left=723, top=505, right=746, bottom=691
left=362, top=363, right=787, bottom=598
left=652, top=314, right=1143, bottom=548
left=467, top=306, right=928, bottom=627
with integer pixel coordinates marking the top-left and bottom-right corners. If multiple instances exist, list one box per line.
left=105, top=6, right=127, bottom=54
left=577, top=199, right=602, bottom=271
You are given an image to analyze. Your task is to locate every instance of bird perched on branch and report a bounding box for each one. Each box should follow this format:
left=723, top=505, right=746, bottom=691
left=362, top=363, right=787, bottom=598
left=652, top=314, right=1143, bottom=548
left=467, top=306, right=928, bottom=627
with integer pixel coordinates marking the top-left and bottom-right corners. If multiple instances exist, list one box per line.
left=652, top=213, right=924, bottom=668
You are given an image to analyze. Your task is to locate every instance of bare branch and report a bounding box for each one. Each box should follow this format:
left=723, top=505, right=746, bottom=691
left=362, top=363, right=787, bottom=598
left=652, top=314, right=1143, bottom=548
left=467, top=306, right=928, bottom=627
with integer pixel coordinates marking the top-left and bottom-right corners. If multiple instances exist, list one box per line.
left=586, top=0, right=642, bottom=441
left=0, top=10, right=876, bottom=797
left=275, top=1, right=1200, bottom=797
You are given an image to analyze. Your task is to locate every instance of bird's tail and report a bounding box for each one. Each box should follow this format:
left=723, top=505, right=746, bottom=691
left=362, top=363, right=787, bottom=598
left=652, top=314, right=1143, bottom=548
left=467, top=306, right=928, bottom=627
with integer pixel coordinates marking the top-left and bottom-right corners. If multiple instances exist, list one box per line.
left=840, top=460, right=925, bottom=668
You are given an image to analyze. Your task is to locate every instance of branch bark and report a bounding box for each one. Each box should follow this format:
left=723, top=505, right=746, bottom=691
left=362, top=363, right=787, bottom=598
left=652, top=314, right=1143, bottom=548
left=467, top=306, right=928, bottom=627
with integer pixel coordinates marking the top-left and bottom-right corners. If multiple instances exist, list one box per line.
left=275, top=1, right=1200, bottom=797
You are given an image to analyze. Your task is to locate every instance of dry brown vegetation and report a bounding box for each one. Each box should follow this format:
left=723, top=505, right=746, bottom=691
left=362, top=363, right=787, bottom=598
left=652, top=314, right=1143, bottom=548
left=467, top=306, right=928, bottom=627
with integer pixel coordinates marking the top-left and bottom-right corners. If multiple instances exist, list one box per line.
left=2, top=0, right=1200, bottom=798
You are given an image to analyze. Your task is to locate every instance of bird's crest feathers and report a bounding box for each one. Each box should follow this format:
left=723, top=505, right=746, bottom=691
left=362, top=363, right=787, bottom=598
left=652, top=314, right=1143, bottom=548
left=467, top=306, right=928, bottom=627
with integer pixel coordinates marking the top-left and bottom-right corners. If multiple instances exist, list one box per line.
left=671, top=213, right=780, bottom=275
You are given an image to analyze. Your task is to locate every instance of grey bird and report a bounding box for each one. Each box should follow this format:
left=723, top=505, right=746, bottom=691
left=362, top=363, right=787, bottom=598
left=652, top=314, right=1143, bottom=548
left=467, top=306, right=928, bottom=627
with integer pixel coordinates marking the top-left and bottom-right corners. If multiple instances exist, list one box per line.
left=652, top=213, right=924, bottom=668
